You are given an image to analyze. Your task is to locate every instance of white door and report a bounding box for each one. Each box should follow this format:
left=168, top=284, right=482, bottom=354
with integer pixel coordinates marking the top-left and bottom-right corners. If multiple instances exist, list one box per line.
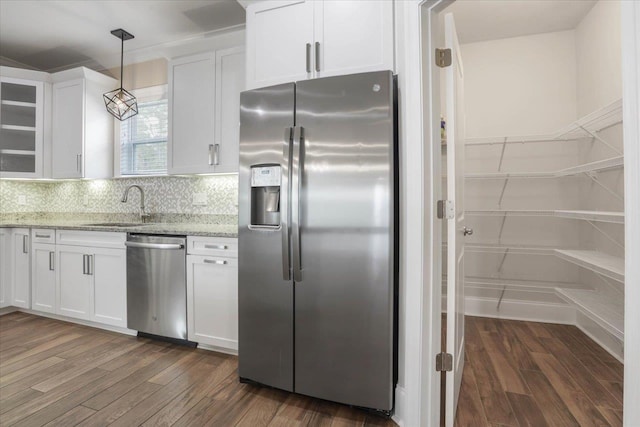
left=246, top=0, right=314, bottom=89
left=314, top=1, right=394, bottom=78
left=92, top=247, right=127, bottom=327
left=187, top=255, right=238, bottom=350
left=32, top=243, right=56, bottom=313
left=168, top=53, right=216, bottom=175
left=57, top=245, right=92, bottom=320
left=214, top=47, right=245, bottom=173
left=52, top=79, right=84, bottom=178
left=444, top=13, right=466, bottom=427
left=12, top=229, right=30, bottom=308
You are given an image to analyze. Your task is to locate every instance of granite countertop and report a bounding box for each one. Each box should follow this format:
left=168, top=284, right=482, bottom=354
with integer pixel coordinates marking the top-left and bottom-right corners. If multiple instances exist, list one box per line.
left=0, top=219, right=238, bottom=238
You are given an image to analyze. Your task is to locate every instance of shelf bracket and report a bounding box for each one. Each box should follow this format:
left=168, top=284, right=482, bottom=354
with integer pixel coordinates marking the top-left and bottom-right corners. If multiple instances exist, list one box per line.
left=497, top=137, right=508, bottom=171
left=495, top=248, right=510, bottom=311
left=498, top=177, right=510, bottom=208
left=577, top=125, right=622, bottom=155
left=586, top=220, right=625, bottom=250
left=498, top=213, right=508, bottom=243
left=583, top=172, right=623, bottom=202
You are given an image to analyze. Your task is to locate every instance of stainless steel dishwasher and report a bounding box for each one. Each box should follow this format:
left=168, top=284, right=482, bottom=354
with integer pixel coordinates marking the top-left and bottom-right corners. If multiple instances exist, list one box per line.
left=125, top=234, right=188, bottom=341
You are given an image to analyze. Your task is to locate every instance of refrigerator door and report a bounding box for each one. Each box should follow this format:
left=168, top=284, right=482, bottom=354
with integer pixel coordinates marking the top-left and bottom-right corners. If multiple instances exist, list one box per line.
left=294, top=71, right=396, bottom=411
left=238, top=83, right=295, bottom=391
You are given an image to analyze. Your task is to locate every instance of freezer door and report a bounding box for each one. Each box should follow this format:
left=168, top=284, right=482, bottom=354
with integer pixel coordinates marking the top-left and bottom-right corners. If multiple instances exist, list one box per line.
left=294, top=71, right=396, bottom=411
left=238, top=83, right=295, bottom=391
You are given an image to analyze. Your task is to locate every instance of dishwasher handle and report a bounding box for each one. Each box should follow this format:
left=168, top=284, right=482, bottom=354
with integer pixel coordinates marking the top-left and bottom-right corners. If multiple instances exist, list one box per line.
left=125, top=241, right=185, bottom=250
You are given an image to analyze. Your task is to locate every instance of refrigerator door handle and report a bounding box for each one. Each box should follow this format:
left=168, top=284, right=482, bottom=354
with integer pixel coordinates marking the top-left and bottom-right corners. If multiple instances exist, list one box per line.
left=291, top=126, right=303, bottom=282
left=281, top=127, right=293, bottom=280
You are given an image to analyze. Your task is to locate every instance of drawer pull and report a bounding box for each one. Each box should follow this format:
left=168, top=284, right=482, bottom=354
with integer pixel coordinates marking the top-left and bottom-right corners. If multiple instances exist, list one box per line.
left=204, top=259, right=228, bottom=265
left=204, top=244, right=228, bottom=250
left=35, top=233, right=51, bottom=239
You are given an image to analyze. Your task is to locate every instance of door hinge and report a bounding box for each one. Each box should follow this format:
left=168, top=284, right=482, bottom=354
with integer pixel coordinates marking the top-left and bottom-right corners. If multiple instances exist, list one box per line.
left=435, top=48, right=452, bottom=68
left=437, top=200, right=454, bottom=219
left=436, top=352, right=453, bottom=372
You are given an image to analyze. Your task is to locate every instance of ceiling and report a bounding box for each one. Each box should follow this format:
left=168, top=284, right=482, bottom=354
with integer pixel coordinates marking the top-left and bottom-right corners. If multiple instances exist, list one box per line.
left=444, top=0, right=598, bottom=44
left=0, top=0, right=245, bottom=73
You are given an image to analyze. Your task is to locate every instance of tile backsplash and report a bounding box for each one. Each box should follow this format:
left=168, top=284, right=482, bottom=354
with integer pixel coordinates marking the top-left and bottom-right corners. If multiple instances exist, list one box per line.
left=0, top=175, right=238, bottom=222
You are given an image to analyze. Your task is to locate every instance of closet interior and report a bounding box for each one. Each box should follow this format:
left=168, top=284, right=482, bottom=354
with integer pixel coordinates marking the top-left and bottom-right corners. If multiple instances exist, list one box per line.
left=452, top=0, right=625, bottom=363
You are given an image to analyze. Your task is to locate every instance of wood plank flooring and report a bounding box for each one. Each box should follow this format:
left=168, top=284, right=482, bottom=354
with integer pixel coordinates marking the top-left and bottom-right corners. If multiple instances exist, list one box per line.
left=454, top=316, right=624, bottom=427
left=0, top=313, right=624, bottom=426
left=0, top=312, right=394, bottom=427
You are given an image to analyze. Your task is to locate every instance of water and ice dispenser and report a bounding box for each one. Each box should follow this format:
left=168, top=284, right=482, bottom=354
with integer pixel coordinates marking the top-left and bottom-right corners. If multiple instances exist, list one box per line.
left=250, top=165, right=282, bottom=227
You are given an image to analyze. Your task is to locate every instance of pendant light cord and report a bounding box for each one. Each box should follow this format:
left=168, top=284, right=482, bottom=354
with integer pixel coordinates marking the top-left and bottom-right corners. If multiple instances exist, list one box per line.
left=120, top=34, right=124, bottom=90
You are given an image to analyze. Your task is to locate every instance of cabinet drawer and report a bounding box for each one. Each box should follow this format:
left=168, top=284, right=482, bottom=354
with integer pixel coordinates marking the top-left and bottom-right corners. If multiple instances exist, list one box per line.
left=56, top=230, right=126, bottom=249
left=187, top=236, right=237, bottom=257
left=32, top=229, right=55, bottom=244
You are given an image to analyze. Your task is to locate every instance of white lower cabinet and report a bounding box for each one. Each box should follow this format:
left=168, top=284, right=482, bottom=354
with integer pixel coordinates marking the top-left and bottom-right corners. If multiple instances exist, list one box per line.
left=0, top=229, right=11, bottom=308
left=186, top=237, right=238, bottom=352
left=32, top=243, right=56, bottom=313
left=55, top=231, right=127, bottom=327
left=11, top=229, right=31, bottom=309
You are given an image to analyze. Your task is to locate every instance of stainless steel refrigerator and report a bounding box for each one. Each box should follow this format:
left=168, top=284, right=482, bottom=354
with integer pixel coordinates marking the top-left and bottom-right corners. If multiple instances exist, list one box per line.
left=238, top=70, right=397, bottom=414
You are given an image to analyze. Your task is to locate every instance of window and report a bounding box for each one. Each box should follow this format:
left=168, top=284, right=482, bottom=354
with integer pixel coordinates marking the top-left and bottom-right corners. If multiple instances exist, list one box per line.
left=118, top=85, right=168, bottom=175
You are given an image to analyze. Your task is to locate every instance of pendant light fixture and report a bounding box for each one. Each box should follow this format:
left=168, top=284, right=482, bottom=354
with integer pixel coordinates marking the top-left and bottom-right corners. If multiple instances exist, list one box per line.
left=103, top=28, right=138, bottom=121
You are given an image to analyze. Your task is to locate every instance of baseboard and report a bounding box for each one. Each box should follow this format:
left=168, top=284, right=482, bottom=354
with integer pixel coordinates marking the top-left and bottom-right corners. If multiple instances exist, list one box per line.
left=575, top=311, right=624, bottom=363
left=197, top=342, right=238, bottom=356
left=391, top=385, right=406, bottom=427
left=17, top=309, right=138, bottom=336
left=463, top=296, right=576, bottom=324
left=0, top=306, right=18, bottom=316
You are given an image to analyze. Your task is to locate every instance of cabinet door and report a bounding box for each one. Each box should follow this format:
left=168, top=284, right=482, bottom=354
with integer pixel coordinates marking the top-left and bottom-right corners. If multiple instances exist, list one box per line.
left=52, top=79, right=84, bottom=178
left=92, top=248, right=126, bottom=327
left=12, top=229, right=30, bottom=308
left=56, top=245, right=92, bottom=320
left=187, top=255, right=238, bottom=350
left=0, top=77, right=44, bottom=178
left=32, top=243, right=56, bottom=313
left=168, top=53, right=216, bottom=175
left=214, top=47, right=245, bottom=173
left=314, top=1, right=394, bottom=78
left=246, top=0, right=314, bottom=89
left=0, top=229, right=10, bottom=308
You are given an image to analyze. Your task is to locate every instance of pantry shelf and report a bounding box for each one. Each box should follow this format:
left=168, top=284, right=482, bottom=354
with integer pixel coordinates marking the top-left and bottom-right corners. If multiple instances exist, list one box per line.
left=555, top=288, right=624, bottom=340
left=554, top=249, right=624, bottom=283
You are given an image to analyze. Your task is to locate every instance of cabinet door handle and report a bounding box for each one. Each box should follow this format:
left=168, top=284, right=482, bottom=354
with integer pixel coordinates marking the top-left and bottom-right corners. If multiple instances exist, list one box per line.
left=76, top=154, right=82, bottom=173
left=49, top=251, right=55, bottom=271
left=208, top=144, right=214, bottom=165
left=315, top=42, right=320, bottom=72
left=204, top=244, right=227, bottom=250
left=204, top=259, right=228, bottom=265
left=22, top=235, right=29, bottom=253
left=306, top=43, right=311, bottom=73
left=213, top=144, right=219, bottom=165
left=82, top=254, right=88, bottom=275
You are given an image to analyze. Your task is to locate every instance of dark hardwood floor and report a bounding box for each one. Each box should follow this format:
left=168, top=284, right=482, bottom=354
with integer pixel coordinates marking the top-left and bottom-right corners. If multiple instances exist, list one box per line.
left=0, top=312, right=624, bottom=426
left=454, top=316, right=623, bottom=427
left=0, top=312, right=394, bottom=427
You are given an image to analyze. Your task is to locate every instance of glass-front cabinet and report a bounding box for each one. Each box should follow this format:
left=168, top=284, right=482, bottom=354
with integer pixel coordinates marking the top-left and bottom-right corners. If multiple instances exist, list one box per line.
left=0, top=77, right=44, bottom=178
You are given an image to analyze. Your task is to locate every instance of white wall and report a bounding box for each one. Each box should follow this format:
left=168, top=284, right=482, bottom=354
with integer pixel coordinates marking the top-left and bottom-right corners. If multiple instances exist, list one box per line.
left=461, top=30, right=577, bottom=137
left=575, top=0, right=623, bottom=117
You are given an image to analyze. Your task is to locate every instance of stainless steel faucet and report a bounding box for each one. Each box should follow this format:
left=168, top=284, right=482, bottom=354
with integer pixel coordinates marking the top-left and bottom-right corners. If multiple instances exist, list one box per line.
left=121, top=184, right=150, bottom=223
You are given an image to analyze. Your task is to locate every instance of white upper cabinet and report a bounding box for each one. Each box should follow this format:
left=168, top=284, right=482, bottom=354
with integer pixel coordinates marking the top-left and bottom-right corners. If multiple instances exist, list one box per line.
left=168, top=48, right=245, bottom=175
left=214, top=47, right=245, bottom=173
left=246, top=1, right=315, bottom=89
left=168, top=53, right=216, bottom=175
left=0, top=67, right=51, bottom=179
left=245, top=0, right=394, bottom=89
left=51, top=67, right=116, bottom=179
